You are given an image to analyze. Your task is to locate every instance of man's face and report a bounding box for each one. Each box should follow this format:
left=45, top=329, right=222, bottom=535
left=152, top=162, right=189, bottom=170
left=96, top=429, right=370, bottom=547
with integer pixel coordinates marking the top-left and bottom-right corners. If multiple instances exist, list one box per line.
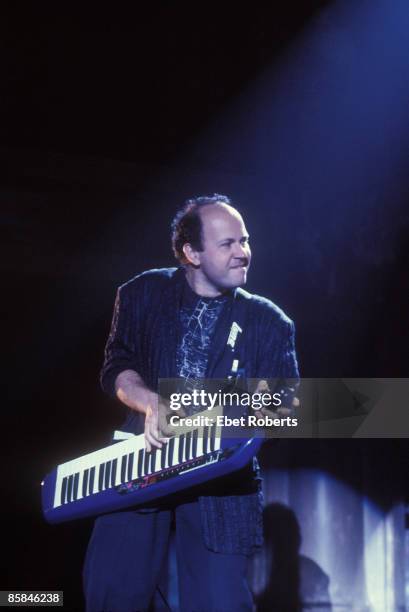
left=193, top=204, right=252, bottom=293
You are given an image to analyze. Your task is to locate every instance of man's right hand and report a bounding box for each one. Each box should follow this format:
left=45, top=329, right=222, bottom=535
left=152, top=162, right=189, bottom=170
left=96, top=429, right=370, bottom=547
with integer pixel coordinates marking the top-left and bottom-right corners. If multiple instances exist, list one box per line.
left=115, top=370, right=185, bottom=451
left=144, top=393, right=177, bottom=452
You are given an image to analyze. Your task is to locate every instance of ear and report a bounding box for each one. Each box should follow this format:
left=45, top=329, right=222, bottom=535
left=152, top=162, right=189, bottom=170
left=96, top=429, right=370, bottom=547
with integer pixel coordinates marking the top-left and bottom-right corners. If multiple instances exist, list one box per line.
left=182, top=243, right=201, bottom=266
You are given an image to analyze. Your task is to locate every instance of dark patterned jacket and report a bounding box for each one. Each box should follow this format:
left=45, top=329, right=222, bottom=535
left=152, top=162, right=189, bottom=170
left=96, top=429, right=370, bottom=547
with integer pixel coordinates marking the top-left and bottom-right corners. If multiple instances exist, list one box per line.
left=100, top=266, right=299, bottom=554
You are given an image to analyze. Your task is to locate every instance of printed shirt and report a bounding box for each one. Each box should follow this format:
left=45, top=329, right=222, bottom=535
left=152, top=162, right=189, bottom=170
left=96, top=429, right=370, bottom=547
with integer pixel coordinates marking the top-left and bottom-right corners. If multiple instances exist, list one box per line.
left=176, top=278, right=227, bottom=412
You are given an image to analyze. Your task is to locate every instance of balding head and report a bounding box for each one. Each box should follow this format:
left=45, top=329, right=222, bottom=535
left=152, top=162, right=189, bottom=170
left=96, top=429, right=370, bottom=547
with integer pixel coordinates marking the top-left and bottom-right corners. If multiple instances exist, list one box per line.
left=171, top=194, right=235, bottom=263
left=171, top=195, right=251, bottom=296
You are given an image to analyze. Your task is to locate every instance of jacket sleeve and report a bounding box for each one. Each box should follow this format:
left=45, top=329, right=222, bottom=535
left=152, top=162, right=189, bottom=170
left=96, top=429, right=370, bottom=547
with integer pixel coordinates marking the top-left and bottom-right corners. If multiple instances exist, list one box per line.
left=279, top=319, right=300, bottom=380
left=100, top=282, right=142, bottom=398
left=255, top=309, right=300, bottom=400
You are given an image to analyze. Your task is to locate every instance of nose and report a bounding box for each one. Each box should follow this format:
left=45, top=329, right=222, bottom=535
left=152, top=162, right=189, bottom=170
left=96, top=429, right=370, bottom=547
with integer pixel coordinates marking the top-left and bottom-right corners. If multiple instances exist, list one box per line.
left=233, top=242, right=249, bottom=259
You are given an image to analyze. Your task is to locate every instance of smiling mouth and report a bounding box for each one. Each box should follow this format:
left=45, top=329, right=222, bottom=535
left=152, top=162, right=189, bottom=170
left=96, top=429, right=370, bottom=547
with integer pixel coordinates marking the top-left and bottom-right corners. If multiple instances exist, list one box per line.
left=230, top=263, right=248, bottom=269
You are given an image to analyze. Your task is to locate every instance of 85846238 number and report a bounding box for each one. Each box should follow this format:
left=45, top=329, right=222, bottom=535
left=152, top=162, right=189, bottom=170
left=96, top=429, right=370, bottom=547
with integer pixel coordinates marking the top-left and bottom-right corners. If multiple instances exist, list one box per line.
left=0, top=591, right=63, bottom=607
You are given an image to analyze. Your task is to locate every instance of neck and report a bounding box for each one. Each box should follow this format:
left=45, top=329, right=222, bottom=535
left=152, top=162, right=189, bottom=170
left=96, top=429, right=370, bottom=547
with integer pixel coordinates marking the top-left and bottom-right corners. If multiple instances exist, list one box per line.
left=184, top=266, right=225, bottom=298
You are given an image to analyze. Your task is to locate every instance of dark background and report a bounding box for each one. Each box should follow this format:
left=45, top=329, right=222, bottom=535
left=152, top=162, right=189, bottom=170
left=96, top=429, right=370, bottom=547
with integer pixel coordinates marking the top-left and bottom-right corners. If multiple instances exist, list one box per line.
left=2, top=3, right=408, bottom=610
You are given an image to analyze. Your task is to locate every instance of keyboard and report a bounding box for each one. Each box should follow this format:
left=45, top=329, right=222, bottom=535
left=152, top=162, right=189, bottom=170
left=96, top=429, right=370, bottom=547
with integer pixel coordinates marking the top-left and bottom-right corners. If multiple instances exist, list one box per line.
left=41, top=421, right=262, bottom=524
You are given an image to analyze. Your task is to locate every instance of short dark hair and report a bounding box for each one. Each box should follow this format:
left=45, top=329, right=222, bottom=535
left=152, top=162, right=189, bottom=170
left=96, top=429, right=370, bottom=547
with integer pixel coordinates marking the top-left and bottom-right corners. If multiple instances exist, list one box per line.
left=171, top=194, right=233, bottom=263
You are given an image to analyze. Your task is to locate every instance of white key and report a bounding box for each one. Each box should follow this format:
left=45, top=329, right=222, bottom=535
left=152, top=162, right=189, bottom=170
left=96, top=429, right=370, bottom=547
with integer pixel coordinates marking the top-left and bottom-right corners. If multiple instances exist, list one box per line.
left=77, top=466, right=84, bottom=501
left=92, top=465, right=100, bottom=494
left=130, top=453, right=138, bottom=480
left=115, top=459, right=122, bottom=486
left=163, top=443, right=169, bottom=469
left=151, top=450, right=158, bottom=473
left=187, top=433, right=193, bottom=460
left=181, top=435, right=186, bottom=463
left=215, top=424, right=222, bottom=451
left=171, top=437, right=179, bottom=466
left=139, top=449, right=146, bottom=477
left=53, top=465, right=65, bottom=508
left=196, top=427, right=204, bottom=457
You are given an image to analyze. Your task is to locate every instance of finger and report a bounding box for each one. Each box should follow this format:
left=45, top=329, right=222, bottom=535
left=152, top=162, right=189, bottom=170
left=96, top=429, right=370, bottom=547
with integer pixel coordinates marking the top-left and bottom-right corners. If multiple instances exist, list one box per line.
left=255, top=379, right=270, bottom=393
left=146, top=406, right=161, bottom=441
left=260, top=406, right=276, bottom=417
left=144, top=436, right=152, bottom=453
left=277, top=407, right=292, bottom=417
left=145, top=427, right=163, bottom=450
left=145, top=436, right=161, bottom=451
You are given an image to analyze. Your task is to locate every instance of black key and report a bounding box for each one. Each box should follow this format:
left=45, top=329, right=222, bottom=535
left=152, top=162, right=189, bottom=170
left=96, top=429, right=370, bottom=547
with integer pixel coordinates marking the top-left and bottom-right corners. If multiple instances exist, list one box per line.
left=209, top=424, right=216, bottom=452
left=120, top=455, right=128, bottom=483
left=161, top=443, right=167, bottom=470
left=137, top=449, right=144, bottom=477
left=144, top=450, right=151, bottom=475
left=151, top=448, right=157, bottom=473
left=192, top=429, right=198, bottom=457
left=185, top=431, right=191, bottom=460
left=111, top=459, right=118, bottom=487
left=89, top=467, right=95, bottom=495
left=168, top=437, right=175, bottom=467
left=60, top=477, right=68, bottom=505
left=203, top=426, right=209, bottom=454
left=73, top=472, right=79, bottom=500
left=82, top=469, right=89, bottom=497
left=67, top=474, right=74, bottom=502
left=127, top=453, right=134, bottom=481
left=98, top=463, right=106, bottom=492
left=178, top=434, right=185, bottom=464
left=104, top=461, right=112, bottom=489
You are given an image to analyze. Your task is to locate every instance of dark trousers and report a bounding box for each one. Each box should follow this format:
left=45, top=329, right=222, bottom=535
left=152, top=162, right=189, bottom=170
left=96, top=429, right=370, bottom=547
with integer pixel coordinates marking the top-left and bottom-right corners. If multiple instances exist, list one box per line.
left=83, top=499, right=253, bottom=612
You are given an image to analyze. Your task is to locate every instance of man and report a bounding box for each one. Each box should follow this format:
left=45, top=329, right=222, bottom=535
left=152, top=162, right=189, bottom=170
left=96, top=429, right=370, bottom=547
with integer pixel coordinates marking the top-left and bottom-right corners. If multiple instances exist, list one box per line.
left=83, top=194, right=299, bottom=612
